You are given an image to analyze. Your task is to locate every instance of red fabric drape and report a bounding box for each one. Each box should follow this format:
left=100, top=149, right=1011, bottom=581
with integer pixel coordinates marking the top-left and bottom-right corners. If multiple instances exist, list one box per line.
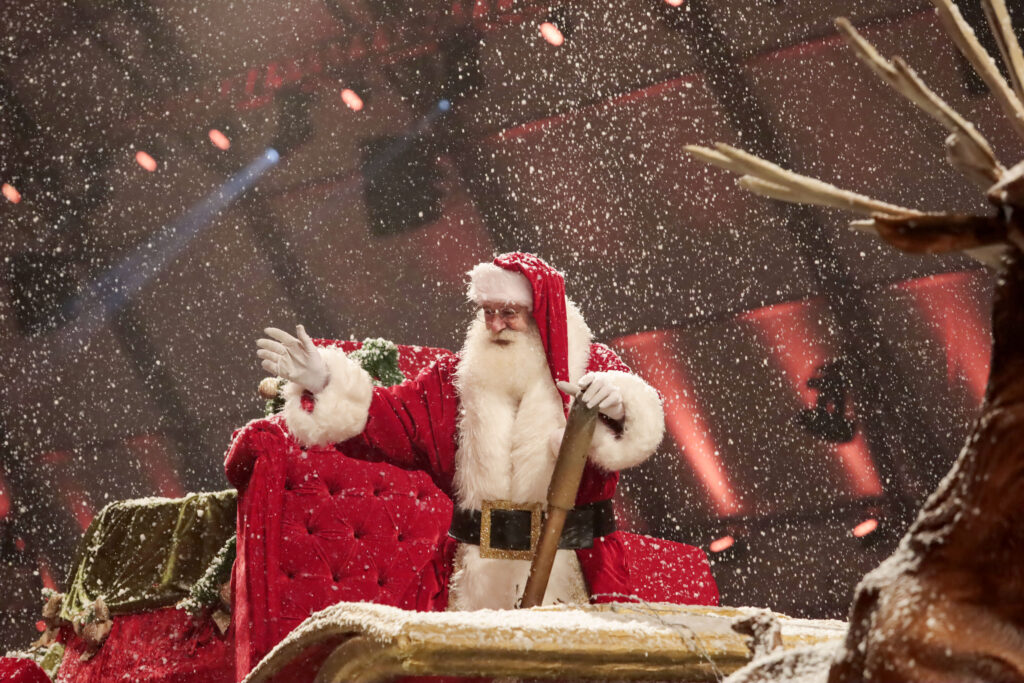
left=56, top=608, right=233, bottom=683
left=0, top=658, right=51, bottom=683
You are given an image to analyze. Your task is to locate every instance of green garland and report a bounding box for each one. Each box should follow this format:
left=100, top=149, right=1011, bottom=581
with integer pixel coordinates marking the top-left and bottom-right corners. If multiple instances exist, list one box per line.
left=264, top=378, right=288, bottom=416
left=349, top=338, right=406, bottom=387
left=177, top=535, right=236, bottom=616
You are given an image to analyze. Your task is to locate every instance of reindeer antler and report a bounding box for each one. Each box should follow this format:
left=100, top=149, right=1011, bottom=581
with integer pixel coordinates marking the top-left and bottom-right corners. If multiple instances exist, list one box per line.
left=835, top=18, right=1004, bottom=189
left=932, top=0, right=1024, bottom=143
left=684, top=143, right=922, bottom=217
left=686, top=5, right=1024, bottom=267
left=981, top=0, right=1024, bottom=103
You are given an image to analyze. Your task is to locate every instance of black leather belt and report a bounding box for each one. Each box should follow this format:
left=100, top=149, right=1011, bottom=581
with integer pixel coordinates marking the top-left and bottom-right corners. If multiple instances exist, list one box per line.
left=448, top=499, right=616, bottom=560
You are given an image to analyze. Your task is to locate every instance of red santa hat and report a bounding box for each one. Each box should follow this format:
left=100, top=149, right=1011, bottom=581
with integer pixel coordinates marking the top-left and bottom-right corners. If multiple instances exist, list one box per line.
left=468, top=252, right=571, bottom=411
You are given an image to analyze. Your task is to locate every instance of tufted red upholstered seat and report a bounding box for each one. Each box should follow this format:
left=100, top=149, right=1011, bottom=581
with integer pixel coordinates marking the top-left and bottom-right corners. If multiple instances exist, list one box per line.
left=225, top=341, right=457, bottom=681
left=225, top=339, right=719, bottom=682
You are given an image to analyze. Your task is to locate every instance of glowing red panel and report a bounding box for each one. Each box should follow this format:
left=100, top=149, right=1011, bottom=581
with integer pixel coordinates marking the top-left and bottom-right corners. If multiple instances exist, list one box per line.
left=709, top=535, right=734, bottom=553
left=341, top=88, right=364, bottom=112
left=741, top=300, right=883, bottom=497
left=852, top=518, right=878, bottom=537
left=0, top=474, right=9, bottom=519
left=2, top=183, right=21, bottom=203
left=38, top=558, right=57, bottom=590
left=539, top=22, right=565, bottom=46
left=899, top=272, right=990, bottom=406
left=208, top=128, right=231, bottom=150
left=614, top=329, right=743, bottom=516
left=127, top=434, right=184, bottom=498
left=41, top=450, right=71, bottom=465
left=135, top=150, right=157, bottom=172
left=63, top=488, right=94, bottom=532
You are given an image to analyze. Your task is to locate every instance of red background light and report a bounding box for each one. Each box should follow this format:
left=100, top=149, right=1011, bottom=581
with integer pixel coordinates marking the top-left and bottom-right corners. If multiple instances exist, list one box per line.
left=135, top=150, right=157, bottom=172
left=341, top=88, right=364, bottom=111
left=709, top=535, right=735, bottom=553
left=852, top=518, right=878, bottom=537
left=208, top=128, right=231, bottom=150
left=539, top=22, right=565, bottom=46
left=2, top=183, right=22, bottom=203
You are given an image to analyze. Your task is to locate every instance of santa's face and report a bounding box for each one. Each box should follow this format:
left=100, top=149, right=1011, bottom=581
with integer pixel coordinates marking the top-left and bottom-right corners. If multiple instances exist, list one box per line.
left=461, top=304, right=548, bottom=399
left=478, top=301, right=531, bottom=344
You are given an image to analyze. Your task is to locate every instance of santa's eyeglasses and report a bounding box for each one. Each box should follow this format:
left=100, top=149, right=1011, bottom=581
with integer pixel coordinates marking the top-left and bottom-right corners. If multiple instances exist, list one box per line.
left=476, top=305, right=527, bottom=322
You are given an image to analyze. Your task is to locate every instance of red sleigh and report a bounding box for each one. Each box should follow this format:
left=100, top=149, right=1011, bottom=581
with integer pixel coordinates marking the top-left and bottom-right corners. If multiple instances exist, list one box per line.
left=226, top=340, right=719, bottom=680
left=3, top=340, right=718, bottom=683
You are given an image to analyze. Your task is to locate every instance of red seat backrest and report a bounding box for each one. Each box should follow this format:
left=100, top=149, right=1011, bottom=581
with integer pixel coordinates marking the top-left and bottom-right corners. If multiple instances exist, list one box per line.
left=226, top=341, right=455, bottom=681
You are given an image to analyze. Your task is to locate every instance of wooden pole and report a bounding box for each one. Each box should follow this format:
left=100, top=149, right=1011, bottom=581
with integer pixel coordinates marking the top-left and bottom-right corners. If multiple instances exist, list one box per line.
left=519, top=388, right=598, bottom=609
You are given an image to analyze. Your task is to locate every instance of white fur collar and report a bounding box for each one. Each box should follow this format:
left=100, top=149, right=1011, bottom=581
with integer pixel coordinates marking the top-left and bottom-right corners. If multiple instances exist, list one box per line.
left=451, top=299, right=593, bottom=511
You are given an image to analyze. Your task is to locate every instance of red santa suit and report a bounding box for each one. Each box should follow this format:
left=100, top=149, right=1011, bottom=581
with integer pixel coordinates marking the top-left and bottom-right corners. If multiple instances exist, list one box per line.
left=280, top=253, right=665, bottom=609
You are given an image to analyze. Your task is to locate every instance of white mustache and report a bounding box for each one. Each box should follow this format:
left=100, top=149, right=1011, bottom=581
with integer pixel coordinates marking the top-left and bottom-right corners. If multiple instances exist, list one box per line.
left=491, top=329, right=518, bottom=342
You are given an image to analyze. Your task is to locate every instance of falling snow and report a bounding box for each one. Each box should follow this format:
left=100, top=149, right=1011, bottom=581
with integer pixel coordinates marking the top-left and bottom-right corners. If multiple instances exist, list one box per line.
left=0, top=0, right=1010, bottom=679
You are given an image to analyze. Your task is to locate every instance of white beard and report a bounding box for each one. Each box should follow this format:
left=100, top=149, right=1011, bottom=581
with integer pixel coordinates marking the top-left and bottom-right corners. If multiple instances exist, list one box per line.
left=448, top=313, right=589, bottom=610
left=453, top=317, right=565, bottom=510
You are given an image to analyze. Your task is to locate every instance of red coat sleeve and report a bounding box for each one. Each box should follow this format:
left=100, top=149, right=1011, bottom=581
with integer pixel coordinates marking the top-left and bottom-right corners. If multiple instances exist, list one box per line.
left=341, top=355, right=460, bottom=497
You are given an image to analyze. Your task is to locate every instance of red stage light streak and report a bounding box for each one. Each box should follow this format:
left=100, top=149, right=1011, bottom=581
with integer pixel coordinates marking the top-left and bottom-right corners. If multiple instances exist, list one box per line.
left=741, top=300, right=883, bottom=497
left=852, top=518, right=878, bottom=537
left=208, top=128, right=231, bottom=150
left=899, top=272, right=990, bottom=406
left=709, top=535, right=734, bottom=553
left=539, top=22, right=565, bottom=46
left=135, top=150, right=158, bottom=172
left=341, top=88, right=364, bottom=111
left=614, top=330, right=743, bottom=516
left=126, top=434, right=185, bottom=499
left=2, top=183, right=21, bottom=203
left=63, top=489, right=95, bottom=532
left=0, top=473, right=9, bottom=519
left=42, top=450, right=96, bottom=530
left=38, top=558, right=57, bottom=590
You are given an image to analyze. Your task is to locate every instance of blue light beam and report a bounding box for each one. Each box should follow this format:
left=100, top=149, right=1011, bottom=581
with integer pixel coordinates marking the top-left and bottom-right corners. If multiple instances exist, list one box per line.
left=57, top=148, right=280, bottom=351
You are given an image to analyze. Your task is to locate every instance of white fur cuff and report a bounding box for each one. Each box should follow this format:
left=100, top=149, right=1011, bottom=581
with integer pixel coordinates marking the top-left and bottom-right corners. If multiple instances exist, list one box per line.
left=281, top=346, right=373, bottom=447
left=588, top=371, right=664, bottom=471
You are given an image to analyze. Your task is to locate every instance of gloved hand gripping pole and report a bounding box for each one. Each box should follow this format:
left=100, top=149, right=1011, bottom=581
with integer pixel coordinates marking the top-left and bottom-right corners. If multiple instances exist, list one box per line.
left=519, top=382, right=598, bottom=609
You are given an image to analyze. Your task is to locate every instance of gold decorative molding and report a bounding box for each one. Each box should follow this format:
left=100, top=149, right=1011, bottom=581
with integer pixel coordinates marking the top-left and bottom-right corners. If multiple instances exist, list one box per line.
left=243, top=601, right=846, bottom=683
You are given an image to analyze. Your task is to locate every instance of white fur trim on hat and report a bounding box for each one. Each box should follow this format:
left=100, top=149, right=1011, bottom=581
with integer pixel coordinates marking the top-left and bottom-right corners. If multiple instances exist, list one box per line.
left=467, top=262, right=533, bottom=309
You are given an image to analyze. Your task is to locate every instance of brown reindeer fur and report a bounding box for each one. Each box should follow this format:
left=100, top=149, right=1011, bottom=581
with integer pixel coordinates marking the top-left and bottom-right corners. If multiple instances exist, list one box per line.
left=828, top=231, right=1024, bottom=682
left=690, top=5, right=1024, bottom=676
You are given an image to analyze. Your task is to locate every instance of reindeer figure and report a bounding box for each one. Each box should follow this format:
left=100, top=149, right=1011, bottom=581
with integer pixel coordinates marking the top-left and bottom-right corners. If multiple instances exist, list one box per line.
left=689, top=1, right=1024, bottom=680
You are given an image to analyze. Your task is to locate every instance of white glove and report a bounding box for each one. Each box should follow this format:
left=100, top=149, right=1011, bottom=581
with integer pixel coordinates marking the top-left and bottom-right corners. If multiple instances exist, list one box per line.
left=256, top=325, right=331, bottom=393
left=578, top=372, right=625, bottom=421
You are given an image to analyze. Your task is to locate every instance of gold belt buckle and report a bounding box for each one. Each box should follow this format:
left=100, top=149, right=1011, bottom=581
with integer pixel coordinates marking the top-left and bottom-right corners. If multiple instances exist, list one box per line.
left=479, top=499, right=543, bottom=561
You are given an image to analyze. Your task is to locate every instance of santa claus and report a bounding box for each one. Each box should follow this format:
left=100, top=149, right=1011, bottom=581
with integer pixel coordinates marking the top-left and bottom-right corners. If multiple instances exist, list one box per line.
left=256, top=253, right=665, bottom=610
